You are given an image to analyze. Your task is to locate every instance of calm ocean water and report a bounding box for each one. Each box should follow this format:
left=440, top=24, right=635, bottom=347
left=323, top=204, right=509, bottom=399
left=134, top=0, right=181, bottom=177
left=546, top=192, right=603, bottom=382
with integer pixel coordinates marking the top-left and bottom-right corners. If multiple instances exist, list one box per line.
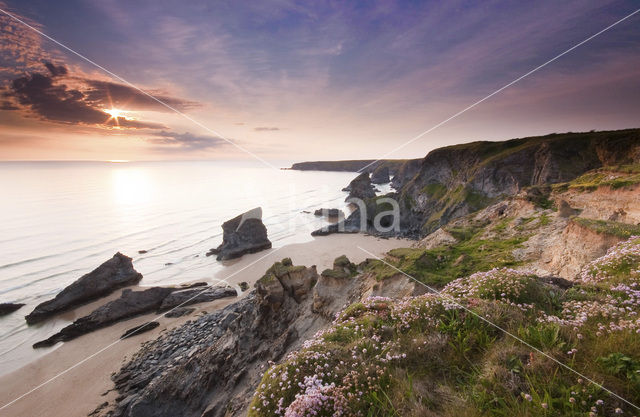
left=0, top=161, right=361, bottom=374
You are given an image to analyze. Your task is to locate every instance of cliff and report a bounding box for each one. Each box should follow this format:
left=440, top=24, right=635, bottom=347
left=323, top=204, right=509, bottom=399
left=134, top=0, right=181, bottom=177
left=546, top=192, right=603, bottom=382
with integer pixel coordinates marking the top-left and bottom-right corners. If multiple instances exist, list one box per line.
left=392, top=129, right=640, bottom=234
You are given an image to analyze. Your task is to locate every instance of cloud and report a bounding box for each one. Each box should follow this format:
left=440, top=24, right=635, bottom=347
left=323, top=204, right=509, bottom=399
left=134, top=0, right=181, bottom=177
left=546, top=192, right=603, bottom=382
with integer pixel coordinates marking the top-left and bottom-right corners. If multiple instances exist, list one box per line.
left=6, top=63, right=165, bottom=129
left=254, top=126, right=280, bottom=131
left=82, top=79, right=199, bottom=112
left=147, top=130, right=228, bottom=151
left=2, top=61, right=206, bottom=129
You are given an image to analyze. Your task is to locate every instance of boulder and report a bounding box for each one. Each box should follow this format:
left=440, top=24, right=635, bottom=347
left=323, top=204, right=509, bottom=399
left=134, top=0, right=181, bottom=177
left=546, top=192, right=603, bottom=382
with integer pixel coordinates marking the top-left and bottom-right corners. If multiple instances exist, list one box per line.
left=371, top=166, right=390, bottom=184
left=342, top=172, right=376, bottom=201
left=33, top=287, right=173, bottom=348
left=25, top=253, right=142, bottom=324
left=0, top=303, right=24, bottom=316
left=313, top=208, right=343, bottom=219
left=158, top=286, right=237, bottom=311
left=206, top=207, right=272, bottom=261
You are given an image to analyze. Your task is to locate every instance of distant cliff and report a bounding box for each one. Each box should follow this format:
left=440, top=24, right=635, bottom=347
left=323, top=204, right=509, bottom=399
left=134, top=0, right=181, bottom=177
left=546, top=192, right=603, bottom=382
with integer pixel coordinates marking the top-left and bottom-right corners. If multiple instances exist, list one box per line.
left=289, top=159, right=422, bottom=189
left=397, top=128, right=640, bottom=234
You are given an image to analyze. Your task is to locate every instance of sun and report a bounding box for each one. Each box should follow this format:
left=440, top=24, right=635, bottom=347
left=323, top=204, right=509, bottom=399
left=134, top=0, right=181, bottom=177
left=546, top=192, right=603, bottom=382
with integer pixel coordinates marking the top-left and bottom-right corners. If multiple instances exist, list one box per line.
left=105, top=108, right=125, bottom=119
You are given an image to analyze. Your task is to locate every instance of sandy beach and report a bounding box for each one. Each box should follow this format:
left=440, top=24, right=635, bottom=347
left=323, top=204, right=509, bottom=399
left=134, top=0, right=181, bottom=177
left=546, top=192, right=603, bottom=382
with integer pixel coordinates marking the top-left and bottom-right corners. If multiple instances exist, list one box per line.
left=0, top=233, right=408, bottom=417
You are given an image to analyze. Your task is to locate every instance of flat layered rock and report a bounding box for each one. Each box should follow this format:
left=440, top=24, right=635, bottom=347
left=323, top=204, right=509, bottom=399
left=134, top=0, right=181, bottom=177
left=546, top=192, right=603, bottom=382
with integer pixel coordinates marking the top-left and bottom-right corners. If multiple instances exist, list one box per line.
left=33, top=287, right=173, bottom=348
left=26, top=253, right=142, bottom=324
left=121, top=322, right=160, bottom=339
left=206, top=207, right=272, bottom=261
left=0, top=303, right=25, bottom=316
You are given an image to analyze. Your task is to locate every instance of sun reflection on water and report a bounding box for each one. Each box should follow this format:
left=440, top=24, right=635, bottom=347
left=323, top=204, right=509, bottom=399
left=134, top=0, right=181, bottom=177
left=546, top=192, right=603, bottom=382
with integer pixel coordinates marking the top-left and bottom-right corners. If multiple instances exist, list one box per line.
left=111, top=167, right=152, bottom=206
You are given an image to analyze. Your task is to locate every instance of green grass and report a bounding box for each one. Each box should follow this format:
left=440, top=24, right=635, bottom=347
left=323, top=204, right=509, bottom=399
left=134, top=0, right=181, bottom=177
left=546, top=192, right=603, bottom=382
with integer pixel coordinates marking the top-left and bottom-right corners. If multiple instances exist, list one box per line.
left=421, top=182, right=447, bottom=200
left=556, top=164, right=640, bottom=192
left=572, top=217, right=640, bottom=239
left=251, top=236, right=640, bottom=417
left=365, top=233, right=528, bottom=287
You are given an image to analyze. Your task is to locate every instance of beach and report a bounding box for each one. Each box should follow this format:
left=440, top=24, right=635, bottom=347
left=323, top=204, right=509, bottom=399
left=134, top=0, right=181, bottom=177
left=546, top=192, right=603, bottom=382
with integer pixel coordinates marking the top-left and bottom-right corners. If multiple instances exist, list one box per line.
left=0, top=233, right=408, bottom=417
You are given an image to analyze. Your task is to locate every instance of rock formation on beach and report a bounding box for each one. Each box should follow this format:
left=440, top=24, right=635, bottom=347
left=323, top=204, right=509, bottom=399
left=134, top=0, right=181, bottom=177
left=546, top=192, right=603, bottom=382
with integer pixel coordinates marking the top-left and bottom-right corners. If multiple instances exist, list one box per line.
left=121, top=322, right=160, bottom=339
left=342, top=172, right=377, bottom=201
left=0, top=302, right=24, bottom=316
left=25, top=252, right=142, bottom=324
left=33, top=285, right=237, bottom=348
left=313, top=208, right=343, bottom=218
left=206, top=207, right=272, bottom=261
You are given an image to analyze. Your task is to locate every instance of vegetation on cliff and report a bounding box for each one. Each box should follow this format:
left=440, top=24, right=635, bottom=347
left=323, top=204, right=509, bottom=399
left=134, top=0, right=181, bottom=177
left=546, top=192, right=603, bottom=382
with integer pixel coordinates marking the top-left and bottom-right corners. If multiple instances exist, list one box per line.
left=250, top=237, right=640, bottom=416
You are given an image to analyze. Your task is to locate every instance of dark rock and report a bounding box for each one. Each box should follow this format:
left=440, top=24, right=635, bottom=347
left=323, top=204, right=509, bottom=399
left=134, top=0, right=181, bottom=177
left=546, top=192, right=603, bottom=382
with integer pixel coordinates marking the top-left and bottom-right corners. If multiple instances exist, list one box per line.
left=206, top=207, right=272, bottom=261
left=179, top=282, right=208, bottom=289
left=158, top=286, right=237, bottom=311
left=342, top=172, right=376, bottom=201
left=538, top=276, right=574, bottom=290
left=371, top=166, right=390, bottom=184
left=390, top=159, right=421, bottom=189
left=138, top=250, right=148, bottom=254
left=608, top=208, right=627, bottom=222
left=33, top=287, right=173, bottom=348
left=164, top=307, right=196, bottom=318
left=26, top=253, right=142, bottom=324
left=313, top=208, right=343, bottom=218
left=239, top=282, right=249, bottom=292
left=121, top=322, right=160, bottom=339
left=558, top=199, right=579, bottom=218
left=0, top=303, right=25, bottom=316
left=311, top=208, right=363, bottom=236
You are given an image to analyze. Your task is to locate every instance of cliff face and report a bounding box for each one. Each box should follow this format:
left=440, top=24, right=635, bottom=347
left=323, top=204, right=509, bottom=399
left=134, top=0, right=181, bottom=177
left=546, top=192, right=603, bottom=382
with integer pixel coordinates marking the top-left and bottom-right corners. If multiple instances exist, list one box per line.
left=396, top=129, right=640, bottom=234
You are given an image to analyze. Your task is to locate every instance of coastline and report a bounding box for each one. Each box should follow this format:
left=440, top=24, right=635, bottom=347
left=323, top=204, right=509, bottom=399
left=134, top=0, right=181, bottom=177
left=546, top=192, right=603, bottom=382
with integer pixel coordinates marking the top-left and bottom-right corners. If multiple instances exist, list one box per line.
left=0, top=233, right=409, bottom=417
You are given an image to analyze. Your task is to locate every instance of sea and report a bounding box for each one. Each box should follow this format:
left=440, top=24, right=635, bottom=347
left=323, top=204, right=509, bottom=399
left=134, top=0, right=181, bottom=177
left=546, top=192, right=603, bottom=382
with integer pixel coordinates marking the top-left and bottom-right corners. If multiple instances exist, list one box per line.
left=0, top=160, right=375, bottom=375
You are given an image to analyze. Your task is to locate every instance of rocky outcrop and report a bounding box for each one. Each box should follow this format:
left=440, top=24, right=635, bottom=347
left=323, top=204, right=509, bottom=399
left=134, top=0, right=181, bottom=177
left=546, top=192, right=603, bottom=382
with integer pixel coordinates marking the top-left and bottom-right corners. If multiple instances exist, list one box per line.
left=96, top=260, right=324, bottom=417
left=33, top=287, right=173, bottom=348
left=390, top=159, right=421, bottom=189
left=0, top=302, right=24, bottom=316
left=206, top=207, right=272, bottom=261
left=371, top=166, right=390, bottom=184
left=26, top=253, right=142, bottom=324
left=32, top=284, right=236, bottom=348
left=310, top=209, right=363, bottom=236
left=158, top=286, right=236, bottom=311
left=342, top=172, right=376, bottom=201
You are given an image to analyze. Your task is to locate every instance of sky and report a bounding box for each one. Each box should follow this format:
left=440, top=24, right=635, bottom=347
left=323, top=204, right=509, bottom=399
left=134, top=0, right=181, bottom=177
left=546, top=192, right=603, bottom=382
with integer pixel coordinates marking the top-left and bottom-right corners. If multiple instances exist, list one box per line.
left=0, top=0, right=639, bottom=163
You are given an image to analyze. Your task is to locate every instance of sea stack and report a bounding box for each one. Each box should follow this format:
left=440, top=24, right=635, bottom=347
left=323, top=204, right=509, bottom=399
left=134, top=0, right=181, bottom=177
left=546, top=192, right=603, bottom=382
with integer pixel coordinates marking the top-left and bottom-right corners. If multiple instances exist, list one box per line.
left=370, top=166, right=390, bottom=184
left=206, top=207, right=272, bottom=261
left=342, top=172, right=376, bottom=201
left=25, top=252, right=142, bottom=324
